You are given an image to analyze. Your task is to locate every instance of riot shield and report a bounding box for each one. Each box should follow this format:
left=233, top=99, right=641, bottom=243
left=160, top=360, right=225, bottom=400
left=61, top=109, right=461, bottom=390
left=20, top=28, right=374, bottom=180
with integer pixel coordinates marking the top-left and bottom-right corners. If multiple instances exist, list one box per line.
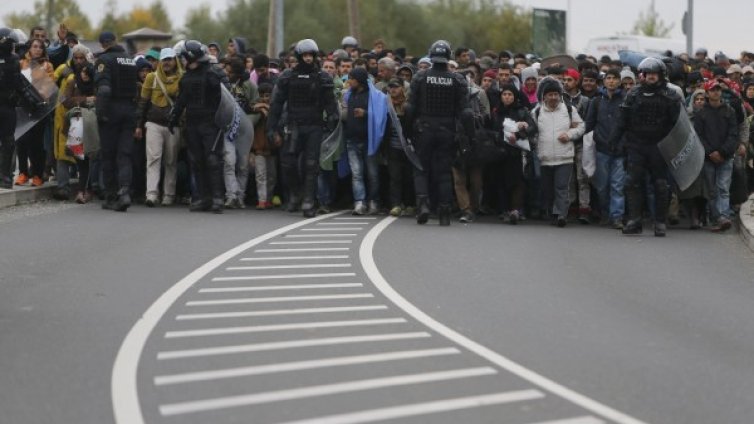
left=215, top=84, right=254, bottom=155
left=14, top=69, right=58, bottom=141
left=319, top=120, right=343, bottom=168
left=387, top=101, right=423, bottom=171
left=657, top=109, right=705, bottom=191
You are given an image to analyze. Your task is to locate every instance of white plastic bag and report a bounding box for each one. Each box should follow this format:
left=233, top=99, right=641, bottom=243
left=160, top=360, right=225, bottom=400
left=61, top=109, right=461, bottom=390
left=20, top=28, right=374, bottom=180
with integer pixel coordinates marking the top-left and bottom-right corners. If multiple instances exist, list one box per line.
left=582, top=131, right=596, bottom=177
left=503, top=118, right=531, bottom=151
left=66, top=116, right=85, bottom=160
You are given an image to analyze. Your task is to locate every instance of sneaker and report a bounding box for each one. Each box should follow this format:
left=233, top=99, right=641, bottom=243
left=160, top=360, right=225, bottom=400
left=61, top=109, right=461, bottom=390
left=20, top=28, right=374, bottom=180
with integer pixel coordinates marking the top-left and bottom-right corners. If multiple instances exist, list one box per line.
left=556, top=216, right=567, bottom=228
left=161, top=196, right=175, bottom=206
left=75, top=191, right=87, bottom=204
left=352, top=201, right=367, bottom=215
left=0, top=177, right=11, bottom=189
left=610, top=219, right=624, bottom=230
left=14, top=173, right=28, bottom=185
left=459, top=210, right=475, bottom=223
left=145, top=195, right=158, bottom=207
left=52, top=186, right=70, bottom=201
left=316, top=204, right=332, bottom=215
left=271, top=195, right=282, bottom=207
left=224, top=197, right=238, bottom=209
left=402, top=206, right=415, bottom=217
left=578, top=208, right=591, bottom=224
left=31, top=176, right=44, bottom=187
left=508, top=210, right=519, bottom=225
left=654, top=223, right=667, bottom=237
left=622, top=220, right=643, bottom=235
left=256, top=201, right=268, bottom=210
left=190, top=201, right=211, bottom=212
left=210, top=203, right=224, bottom=214
left=389, top=206, right=402, bottom=217
left=711, top=218, right=732, bottom=232
left=302, top=207, right=316, bottom=218
left=367, top=200, right=379, bottom=215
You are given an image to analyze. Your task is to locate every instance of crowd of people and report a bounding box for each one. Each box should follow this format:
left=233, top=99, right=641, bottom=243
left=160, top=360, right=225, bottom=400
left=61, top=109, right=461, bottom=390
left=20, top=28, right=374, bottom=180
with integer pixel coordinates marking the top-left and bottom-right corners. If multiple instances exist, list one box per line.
left=1, top=24, right=753, bottom=236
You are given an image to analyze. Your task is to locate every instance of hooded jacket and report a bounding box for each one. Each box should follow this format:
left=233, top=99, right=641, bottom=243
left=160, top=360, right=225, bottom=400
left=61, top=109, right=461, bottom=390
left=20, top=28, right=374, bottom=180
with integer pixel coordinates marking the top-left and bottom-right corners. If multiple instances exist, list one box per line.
left=520, top=66, right=539, bottom=107
left=531, top=77, right=585, bottom=166
left=137, top=59, right=183, bottom=127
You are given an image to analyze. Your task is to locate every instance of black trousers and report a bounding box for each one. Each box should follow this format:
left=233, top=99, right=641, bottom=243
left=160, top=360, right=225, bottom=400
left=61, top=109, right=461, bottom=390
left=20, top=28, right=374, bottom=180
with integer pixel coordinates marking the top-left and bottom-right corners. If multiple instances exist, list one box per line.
left=281, top=125, right=322, bottom=205
left=625, top=143, right=669, bottom=224
left=0, top=104, right=16, bottom=181
left=388, top=147, right=415, bottom=208
left=98, top=100, right=135, bottom=193
left=186, top=122, right=224, bottom=205
left=413, top=125, right=455, bottom=206
left=16, top=117, right=47, bottom=178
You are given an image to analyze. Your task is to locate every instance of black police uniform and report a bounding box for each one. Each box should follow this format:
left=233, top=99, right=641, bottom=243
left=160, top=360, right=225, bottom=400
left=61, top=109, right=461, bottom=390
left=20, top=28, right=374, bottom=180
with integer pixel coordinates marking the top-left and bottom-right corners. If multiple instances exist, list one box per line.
left=407, top=65, right=473, bottom=224
left=94, top=44, right=138, bottom=209
left=0, top=50, right=24, bottom=187
left=170, top=61, right=226, bottom=211
left=610, top=81, right=681, bottom=231
left=268, top=63, right=338, bottom=217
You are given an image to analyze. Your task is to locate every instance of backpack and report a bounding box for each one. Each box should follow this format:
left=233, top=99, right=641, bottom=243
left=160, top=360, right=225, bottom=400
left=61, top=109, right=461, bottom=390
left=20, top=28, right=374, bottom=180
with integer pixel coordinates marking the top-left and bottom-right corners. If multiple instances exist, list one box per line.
left=533, top=95, right=574, bottom=123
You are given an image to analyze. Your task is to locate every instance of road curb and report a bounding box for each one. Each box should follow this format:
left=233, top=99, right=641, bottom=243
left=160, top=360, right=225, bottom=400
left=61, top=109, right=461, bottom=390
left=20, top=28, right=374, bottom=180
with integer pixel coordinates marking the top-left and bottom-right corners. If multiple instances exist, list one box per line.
left=0, top=183, right=57, bottom=210
left=738, top=196, right=754, bottom=252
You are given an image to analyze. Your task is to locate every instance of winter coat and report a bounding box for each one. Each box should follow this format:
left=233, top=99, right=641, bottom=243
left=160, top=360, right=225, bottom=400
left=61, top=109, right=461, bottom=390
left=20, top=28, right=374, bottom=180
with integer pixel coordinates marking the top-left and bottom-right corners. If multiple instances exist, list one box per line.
left=694, top=102, right=739, bottom=159
left=138, top=63, right=183, bottom=127
left=584, top=88, right=626, bottom=156
left=531, top=101, right=585, bottom=166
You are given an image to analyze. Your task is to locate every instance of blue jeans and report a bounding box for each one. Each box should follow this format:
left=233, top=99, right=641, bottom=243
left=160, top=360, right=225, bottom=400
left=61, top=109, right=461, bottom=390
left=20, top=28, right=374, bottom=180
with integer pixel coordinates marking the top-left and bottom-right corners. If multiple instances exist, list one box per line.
left=346, top=139, right=379, bottom=203
left=593, top=152, right=625, bottom=220
left=703, top=158, right=734, bottom=221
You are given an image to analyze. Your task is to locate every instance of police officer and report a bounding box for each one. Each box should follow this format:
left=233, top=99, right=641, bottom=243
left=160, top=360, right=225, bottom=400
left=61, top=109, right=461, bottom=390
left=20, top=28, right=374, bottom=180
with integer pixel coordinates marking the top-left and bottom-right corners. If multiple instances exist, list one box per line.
left=268, top=39, right=339, bottom=218
left=94, top=31, right=138, bottom=211
left=406, top=40, right=474, bottom=226
left=0, top=28, right=26, bottom=188
left=608, top=57, right=682, bottom=237
left=169, top=40, right=226, bottom=214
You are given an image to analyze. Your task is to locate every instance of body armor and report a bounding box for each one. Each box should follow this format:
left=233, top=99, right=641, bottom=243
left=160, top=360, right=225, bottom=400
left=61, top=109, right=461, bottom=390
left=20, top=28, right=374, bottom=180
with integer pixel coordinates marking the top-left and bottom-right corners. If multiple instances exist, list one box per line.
left=625, top=86, right=678, bottom=144
left=287, top=71, right=322, bottom=121
left=419, top=70, right=457, bottom=118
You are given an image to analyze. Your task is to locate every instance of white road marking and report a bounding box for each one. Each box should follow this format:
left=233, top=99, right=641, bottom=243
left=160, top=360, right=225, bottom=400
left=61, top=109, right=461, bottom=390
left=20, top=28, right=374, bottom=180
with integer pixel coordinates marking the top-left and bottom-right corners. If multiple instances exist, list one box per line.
left=154, top=347, right=461, bottom=386
left=273, top=390, right=547, bottom=424
left=175, top=305, right=389, bottom=321
left=284, top=234, right=357, bottom=238
left=164, top=318, right=407, bottom=338
left=270, top=240, right=353, bottom=245
left=186, top=293, right=374, bottom=306
left=525, top=417, right=606, bottom=424
left=226, top=263, right=352, bottom=271
left=198, top=283, right=364, bottom=293
left=361, top=217, right=649, bottom=424
left=334, top=217, right=377, bottom=220
left=158, top=367, right=497, bottom=416
left=111, top=211, right=345, bottom=424
left=240, top=255, right=350, bottom=261
left=157, top=332, right=432, bottom=360
left=302, top=228, right=363, bottom=231
left=255, top=247, right=350, bottom=252
left=212, top=272, right=356, bottom=282
left=317, top=222, right=370, bottom=226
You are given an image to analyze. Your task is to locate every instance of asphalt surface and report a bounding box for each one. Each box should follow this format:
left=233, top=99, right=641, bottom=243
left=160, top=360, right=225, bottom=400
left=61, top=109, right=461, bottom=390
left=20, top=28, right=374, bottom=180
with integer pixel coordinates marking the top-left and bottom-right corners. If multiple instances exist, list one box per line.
left=0, top=202, right=752, bottom=424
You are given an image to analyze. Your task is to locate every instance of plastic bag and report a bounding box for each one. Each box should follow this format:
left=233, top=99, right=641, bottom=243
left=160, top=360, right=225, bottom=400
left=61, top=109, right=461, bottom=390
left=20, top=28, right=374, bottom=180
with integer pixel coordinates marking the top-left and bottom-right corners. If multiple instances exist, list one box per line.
left=582, top=131, right=597, bottom=177
left=503, top=118, right=531, bottom=151
left=66, top=116, right=85, bottom=160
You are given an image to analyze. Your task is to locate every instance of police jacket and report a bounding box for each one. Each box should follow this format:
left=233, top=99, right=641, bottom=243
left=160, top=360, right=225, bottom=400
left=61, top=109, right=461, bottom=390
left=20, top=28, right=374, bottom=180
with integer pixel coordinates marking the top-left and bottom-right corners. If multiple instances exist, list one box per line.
left=94, top=45, right=138, bottom=105
left=407, top=67, right=470, bottom=127
left=609, top=82, right=682, bottom=148
left=268, top=64, right=338, bottom=133
left=171, top=62, right=227, bottom=125
left=0, top=53, right=24, bottom=107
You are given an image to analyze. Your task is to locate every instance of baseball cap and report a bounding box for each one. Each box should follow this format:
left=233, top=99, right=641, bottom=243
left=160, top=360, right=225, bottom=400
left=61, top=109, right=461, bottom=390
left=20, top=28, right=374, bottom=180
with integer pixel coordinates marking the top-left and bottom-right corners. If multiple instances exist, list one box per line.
left=98, top=31, right=116, bottom=44
left=159, top=48, right=176, bottom=61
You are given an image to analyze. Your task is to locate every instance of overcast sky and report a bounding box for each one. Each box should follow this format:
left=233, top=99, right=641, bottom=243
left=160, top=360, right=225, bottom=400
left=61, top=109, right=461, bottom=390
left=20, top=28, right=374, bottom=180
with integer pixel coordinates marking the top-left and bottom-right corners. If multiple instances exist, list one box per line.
left=1, top=0, right=750, bottom=56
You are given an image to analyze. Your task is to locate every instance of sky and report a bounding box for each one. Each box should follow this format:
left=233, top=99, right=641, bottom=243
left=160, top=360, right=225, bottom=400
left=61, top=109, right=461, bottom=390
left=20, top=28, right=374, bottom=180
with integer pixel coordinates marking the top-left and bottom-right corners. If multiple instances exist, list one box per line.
left=1, top=0, right=750, bottom=57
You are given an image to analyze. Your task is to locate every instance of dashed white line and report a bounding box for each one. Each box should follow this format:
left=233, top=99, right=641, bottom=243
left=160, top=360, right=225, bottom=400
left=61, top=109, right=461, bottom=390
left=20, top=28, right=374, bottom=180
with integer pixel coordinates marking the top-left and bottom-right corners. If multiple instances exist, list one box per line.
left=334, top=217, right=377, bottom=220
left=198, top=283, right=364, bottom=293
left=270, top=240, right=353, bottom=245
left=186, top=293, right=374, bottom=306
left=164, top=318, right=407, bottom=338
left=525, top=417, right=606, bottom=424
left=158, top=367, right=497, bottom=416
left=240, top=255, right=350, bottom=261
left=212, top=272, right=356, bottom=282
left=226, top=263, right=352, bottom=271
left=157, top=332, right=432, bottom=360
left=255, top=247, right=351, bottom=252
left=302, top=228, right=363, bottom=231
left=175, top=305, right=389, bottom=321
left=285, top=234, right=358, bottom=238
left=316, top=222, right=370, bottom=226
left=273, top=390, right=547, bottom=424
left=153, top=347, right=461, bottom=385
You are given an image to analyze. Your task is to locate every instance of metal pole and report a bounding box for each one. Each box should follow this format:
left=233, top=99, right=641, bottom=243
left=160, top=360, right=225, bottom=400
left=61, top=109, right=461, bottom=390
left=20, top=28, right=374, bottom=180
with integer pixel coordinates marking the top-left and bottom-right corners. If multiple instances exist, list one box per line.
left=266, top=0, right=275, bottom=57
left=686, top=0, right=693, bottom=56
left=347, top=0, right=360, bottom=43
left=566, top=0, right=571, bottom=55
left=46, top=0, right=54, bottom=37
left=275, top=0, right=284, bottom=57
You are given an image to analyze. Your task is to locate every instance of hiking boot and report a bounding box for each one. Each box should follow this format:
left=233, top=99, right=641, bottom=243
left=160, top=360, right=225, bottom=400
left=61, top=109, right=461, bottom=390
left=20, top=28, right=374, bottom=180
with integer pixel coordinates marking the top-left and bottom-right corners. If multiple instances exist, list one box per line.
left=654, top=223, right=667, bottom=237
left=14, top=173, right=28, bottom=185
left=389, top=206, right=402, bottom=217
left=31, top=175, right=44, bottom=187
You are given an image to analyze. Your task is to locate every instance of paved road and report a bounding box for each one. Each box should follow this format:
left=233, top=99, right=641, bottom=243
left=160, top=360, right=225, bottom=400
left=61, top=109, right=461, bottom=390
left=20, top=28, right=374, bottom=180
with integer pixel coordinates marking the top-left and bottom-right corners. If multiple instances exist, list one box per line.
left=0, top=203, right=752, bottom=424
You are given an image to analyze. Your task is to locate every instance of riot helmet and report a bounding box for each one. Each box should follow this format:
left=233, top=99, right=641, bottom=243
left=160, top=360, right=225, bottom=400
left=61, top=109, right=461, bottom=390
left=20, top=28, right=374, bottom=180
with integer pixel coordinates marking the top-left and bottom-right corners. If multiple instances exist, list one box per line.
left=341, top=36, right=358, bottom=49
left=294, top=39, right=319, bottom=61
left=173, top=40, right=186, bottom=56
left=181, top=40, right=208, bottom=64
left=638, top=57, right=667, bottom=79
left=0, top=27, right=18, bottom=54
left=428, top=40, right=452, bottom=64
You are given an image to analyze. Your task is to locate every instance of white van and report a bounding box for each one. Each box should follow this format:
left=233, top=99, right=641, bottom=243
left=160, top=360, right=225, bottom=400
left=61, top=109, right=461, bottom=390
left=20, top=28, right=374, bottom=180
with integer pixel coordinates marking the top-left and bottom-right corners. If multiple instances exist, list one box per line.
left=584, top=35, right=687, bottom=60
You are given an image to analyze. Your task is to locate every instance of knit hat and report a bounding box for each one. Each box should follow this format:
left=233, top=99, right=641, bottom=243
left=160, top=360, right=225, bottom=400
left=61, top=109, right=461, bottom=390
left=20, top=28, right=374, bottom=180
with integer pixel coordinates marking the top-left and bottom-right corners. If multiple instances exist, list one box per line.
left=349, top=67, right=369, bottom=85
left=483, top=69, right=497, bottom=79
left=620, top=69, right=636, bottom=83
left=521, top=66, right=538, bottom=82
left=537, top=76, right=563, bottom=101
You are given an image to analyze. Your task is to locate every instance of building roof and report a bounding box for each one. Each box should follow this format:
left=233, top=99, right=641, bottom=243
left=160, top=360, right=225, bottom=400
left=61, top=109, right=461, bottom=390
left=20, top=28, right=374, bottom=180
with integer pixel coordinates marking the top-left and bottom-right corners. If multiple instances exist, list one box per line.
left=122, top=27, right=172, bottom=40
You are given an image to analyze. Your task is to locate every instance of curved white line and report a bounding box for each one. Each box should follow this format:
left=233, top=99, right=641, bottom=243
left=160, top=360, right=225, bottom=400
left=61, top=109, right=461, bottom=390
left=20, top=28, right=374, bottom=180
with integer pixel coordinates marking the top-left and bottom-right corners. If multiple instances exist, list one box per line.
left=111, top=212, right=344, bottom=424
left=360, top=216, right=649, bottom=424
